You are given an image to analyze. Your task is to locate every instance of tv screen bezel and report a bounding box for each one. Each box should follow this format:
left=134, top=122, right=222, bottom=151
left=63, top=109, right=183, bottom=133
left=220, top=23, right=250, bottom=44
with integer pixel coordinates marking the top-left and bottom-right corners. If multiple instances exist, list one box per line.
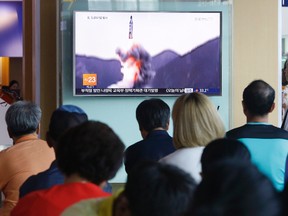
left=73, top=10, right=222, bottom=97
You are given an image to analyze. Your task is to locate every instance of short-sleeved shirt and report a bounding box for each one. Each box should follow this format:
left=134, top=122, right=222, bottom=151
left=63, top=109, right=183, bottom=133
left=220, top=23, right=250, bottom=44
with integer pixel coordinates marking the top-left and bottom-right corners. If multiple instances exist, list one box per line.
left=226, top=122, right=288, bottom=191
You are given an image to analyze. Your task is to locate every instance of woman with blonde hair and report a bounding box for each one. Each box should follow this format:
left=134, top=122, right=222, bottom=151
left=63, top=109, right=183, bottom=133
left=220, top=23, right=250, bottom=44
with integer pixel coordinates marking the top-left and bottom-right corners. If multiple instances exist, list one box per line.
left=160, top=92, right=225, bottom=182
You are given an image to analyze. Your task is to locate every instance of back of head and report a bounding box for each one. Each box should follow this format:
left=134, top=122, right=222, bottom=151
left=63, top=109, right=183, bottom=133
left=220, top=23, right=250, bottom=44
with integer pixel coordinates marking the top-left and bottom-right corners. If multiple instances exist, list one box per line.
left=8, top=80, right=19, bottom=89
left=187, top=161, right=280, bottom=216
left=136, top=98, right=170, bottom=132
left=172, top=92, right=225, bottom=148
left=201, top=138, right=251, bottom=176
left=5, top=100, right=41, bottom=137
left=56, top=120, right=125, bottom=185
left=125, top=161, right=197, bottom=216
left=48, top=104, right=88, bottom=142
left=243, top=80, right=275, bottom=116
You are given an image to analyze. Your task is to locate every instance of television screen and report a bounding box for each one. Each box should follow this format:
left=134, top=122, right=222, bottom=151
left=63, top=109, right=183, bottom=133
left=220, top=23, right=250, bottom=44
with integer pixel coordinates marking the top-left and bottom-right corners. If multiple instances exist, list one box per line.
left=73, top=11, right=222, bottom=96
left=0, top=1, right=23, bottom=57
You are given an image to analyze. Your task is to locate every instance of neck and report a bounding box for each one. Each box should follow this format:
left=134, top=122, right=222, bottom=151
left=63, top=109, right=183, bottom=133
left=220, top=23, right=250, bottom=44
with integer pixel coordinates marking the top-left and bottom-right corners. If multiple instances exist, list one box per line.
left=246, top=115, right=269, bottom=123
left=65, top=174, right=88, bottom=184
left=13, top=133, right=38, bottom=145
left=141, top=128, right=166, bottom=139
left=64, top=173, right=106, bottom=188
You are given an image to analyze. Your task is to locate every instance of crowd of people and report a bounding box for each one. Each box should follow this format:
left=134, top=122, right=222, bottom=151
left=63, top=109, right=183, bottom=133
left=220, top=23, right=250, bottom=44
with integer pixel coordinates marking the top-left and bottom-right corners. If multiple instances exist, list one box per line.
left=0, top=79, right=288, bottom=215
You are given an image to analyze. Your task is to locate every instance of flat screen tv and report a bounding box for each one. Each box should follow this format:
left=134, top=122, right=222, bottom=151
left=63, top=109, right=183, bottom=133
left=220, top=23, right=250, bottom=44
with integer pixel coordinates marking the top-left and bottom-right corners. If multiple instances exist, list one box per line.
left=73, top=11, right=222, bottom=96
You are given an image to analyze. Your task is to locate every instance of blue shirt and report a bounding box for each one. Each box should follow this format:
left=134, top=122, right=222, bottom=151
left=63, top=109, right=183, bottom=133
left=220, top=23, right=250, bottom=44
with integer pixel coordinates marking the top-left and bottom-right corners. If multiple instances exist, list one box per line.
left=226, top=122, right=288, bottom=191
left=20, top=160, right=64, bottom=198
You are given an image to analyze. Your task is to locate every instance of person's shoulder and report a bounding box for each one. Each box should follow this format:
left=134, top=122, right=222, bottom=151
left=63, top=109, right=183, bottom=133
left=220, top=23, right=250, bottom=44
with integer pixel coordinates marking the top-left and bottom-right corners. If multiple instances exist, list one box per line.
left=148, top=130, right=172, bottom=138
left=15, top=188, right=46, bottom=206
left=20, top=162, right=64, bottom=197
left=0, top=144, right=21, bottom=158
left=11, top=188, right=52, bottom=216
left=226, top=123, right=288, bottom=140
left=28, top=138, right=54, bottom=152
left=19, top=173, right=40, bottom=198
left=269, top=125, right=288, bottom=138
left=176, top=146, right=204, bottom=156
left=162, top=147, right=202, bottom=160
left=126, top=140, right=145, bottom=152
left=226, top=127, right=244, bottom=139
left=33, top=138, right=48, bottom=145
left=160, top=149, right=179, bottom=162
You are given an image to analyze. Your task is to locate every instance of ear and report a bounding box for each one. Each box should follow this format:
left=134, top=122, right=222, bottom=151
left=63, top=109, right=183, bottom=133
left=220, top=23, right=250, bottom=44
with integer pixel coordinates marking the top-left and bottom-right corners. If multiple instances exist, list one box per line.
left=269, top=102, right=275, bottom=113
left=36, top=123, right=40, bottom=135
left=165, top=119, right=170, bottom=130
left=140, top=129, right=148, bottom=139
left=242, top=100, right=247, bottom=114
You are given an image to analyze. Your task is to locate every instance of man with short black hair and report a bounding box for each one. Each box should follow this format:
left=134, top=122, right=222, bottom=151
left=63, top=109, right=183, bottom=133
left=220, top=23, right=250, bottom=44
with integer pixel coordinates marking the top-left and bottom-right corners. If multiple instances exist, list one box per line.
left=124, top=98, right=175, bottom=174
left=226, top=80, right=288, bottom=191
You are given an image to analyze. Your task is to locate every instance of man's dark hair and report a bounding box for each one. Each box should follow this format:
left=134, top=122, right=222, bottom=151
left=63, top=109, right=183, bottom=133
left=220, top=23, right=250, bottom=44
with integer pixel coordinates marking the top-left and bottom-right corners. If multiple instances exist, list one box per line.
left=56, top=120, right=125, bottom=185
left=243, top=80, right=275, bottom=116
left=125, top=161, right=197, bottom=216
left=201, top=138, right=251, bottom=176
left=5, top=100, right=41, bottom=137
left=187, top=160, right=281, bottom=216
left=8, top=80, right=19, bottom=89
left=136, top=98, right=170, bottom=132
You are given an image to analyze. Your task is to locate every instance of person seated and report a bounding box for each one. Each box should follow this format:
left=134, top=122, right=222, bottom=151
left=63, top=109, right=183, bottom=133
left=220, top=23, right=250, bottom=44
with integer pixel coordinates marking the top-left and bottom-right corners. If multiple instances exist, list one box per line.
left=8, top=80, right=19, bottom=90
left=124, top=98, right=175, bottom=174
left=11, top=121, right=125, bottom=216
left=160, top=92, right=226, bottom=183
left=0, top=101, right=55, bottom=216
left=186, top=160, right=281, bottom=216
left=0, top=80, right=21, bottom=104
left=19, top=105, right=88, bottom=197
left=226, top=80, right=288, bottom=190
left=62, top=161, right=197, bottom=216
left=6, top=80, right=21, bottom=101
